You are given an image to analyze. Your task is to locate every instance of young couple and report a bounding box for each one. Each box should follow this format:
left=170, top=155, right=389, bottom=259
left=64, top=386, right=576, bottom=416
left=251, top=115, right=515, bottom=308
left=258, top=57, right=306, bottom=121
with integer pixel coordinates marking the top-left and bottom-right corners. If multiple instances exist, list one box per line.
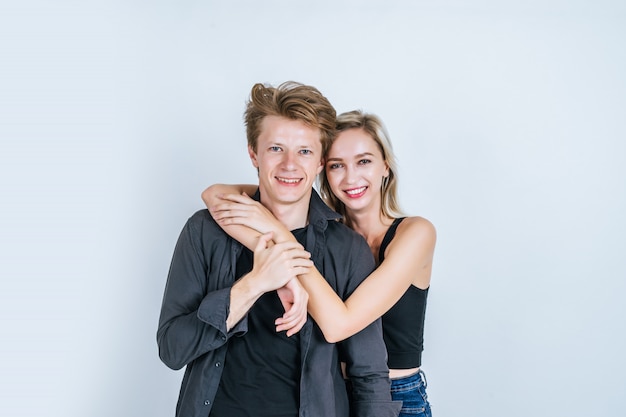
left=157, top=81, right=436, bottom=417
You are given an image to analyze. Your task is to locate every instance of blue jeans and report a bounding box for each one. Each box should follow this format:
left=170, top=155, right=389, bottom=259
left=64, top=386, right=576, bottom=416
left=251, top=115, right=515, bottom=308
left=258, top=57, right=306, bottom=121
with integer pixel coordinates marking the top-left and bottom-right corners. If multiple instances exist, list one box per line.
left=390, top=370, right=432, bottom=417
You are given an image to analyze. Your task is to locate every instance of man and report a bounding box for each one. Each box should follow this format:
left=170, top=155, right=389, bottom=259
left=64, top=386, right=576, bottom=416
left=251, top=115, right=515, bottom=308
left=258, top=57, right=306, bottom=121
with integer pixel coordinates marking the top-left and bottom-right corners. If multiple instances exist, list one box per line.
left=157, top=81, right=400, bottom=416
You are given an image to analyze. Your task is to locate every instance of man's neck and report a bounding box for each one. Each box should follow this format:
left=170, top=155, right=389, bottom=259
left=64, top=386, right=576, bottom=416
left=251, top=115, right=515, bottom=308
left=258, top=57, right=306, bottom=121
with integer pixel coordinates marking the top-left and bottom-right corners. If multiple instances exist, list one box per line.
left=260, top=195, right=311, bottom=231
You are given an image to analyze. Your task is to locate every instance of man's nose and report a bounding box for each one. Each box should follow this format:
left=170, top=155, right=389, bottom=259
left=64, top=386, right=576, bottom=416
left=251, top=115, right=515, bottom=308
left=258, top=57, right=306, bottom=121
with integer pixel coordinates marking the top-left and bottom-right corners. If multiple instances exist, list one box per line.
left=282, top=152, right=296, bottom=169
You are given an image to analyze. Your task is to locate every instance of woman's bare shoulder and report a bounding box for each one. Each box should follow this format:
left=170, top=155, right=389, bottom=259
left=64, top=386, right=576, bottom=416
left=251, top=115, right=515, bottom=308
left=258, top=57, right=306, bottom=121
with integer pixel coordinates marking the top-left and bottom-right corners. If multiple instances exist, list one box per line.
left=397, top=215, right=436, bottom=241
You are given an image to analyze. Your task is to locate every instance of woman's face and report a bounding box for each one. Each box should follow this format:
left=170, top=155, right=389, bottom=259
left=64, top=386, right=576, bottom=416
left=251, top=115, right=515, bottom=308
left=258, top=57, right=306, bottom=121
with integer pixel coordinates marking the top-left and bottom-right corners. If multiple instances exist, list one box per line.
left=325, top=128, right=389, bottom=214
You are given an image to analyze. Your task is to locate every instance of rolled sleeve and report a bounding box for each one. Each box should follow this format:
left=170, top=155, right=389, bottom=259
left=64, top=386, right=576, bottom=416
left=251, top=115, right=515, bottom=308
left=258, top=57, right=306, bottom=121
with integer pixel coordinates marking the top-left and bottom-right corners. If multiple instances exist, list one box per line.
left=341, top=319, right=401, bottom=417
left=197, top=287, right=248, bottom=337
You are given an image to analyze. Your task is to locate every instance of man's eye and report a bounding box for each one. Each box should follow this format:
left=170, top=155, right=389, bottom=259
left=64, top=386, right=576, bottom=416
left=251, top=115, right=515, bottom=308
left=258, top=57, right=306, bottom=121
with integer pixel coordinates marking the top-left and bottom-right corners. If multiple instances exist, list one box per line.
left=269, top=146, right=281, bottom=152
left=300, top=149, right=312, bottom=155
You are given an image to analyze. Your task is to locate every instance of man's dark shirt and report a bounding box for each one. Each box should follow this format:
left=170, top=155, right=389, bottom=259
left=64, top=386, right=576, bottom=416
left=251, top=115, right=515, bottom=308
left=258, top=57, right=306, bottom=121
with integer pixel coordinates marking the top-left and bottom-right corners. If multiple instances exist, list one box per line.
left=157, top=190, right=401, bottom=417
left=209, top=228, right=308, bottom=416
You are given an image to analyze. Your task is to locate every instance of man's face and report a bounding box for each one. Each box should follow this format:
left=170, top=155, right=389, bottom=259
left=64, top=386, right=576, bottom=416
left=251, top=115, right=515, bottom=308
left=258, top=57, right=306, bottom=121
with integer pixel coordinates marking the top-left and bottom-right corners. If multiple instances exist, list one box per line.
left=249, top=115, right=324, bottom=212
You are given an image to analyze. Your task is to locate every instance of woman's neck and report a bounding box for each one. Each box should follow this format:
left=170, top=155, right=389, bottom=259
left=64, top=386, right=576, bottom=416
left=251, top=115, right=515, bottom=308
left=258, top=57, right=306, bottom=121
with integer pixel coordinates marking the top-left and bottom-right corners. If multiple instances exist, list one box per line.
left=345, top=209, right=394, bottom=263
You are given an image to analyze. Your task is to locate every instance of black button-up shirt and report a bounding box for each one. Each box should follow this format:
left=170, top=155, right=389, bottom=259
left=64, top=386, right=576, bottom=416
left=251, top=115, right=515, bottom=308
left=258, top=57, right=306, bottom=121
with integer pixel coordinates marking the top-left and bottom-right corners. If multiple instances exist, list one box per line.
left=157, top=190, right=401, bottom=417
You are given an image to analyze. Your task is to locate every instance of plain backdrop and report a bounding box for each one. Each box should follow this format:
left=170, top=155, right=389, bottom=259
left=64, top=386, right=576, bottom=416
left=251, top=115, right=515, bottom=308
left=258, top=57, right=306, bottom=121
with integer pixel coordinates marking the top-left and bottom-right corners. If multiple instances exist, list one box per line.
left=1, top=1, right=625, bottom=416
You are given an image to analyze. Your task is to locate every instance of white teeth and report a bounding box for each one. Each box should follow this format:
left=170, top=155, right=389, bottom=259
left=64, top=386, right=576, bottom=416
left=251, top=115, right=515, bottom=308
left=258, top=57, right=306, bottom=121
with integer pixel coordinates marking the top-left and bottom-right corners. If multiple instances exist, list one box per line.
left=277, top=177, right=300, bottom=184
left=346, top=187, right=366, bottom=195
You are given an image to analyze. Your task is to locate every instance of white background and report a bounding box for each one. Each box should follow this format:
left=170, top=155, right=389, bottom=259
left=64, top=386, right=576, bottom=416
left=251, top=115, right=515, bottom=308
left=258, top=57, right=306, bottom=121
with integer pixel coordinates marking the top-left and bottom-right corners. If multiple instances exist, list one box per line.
left=1, top=1, right=625, bottom=416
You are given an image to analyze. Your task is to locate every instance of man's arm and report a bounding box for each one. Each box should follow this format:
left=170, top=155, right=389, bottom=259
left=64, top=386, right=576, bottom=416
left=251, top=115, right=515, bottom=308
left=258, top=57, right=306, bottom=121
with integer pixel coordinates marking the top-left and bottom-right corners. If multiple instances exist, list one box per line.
left=156, top=215, right=228, bottom=370
left=227, top=232, right=311, bottom=330
left=156, top=213, right=311, bottom=370
left=337, top=236, right=402, bottom=417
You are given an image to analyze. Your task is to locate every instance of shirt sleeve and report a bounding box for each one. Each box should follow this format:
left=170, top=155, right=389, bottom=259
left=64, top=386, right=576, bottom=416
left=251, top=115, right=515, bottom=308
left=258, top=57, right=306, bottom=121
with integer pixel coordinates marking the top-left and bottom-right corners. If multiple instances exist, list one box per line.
left=156, top=213, right=248, bottom=370
left=339, top=237, right=402, bottom=417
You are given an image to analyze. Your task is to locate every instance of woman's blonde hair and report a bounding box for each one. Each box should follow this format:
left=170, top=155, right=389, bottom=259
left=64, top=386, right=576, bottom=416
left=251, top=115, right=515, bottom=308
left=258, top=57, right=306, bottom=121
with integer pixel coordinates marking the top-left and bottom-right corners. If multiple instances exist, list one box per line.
left=318, top=110, right=404, bottom=221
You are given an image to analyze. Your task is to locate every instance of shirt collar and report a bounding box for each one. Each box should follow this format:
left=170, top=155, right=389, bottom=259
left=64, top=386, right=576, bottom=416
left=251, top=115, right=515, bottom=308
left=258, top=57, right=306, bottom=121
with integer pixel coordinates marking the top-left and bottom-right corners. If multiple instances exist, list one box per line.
left=251, top=187, right=342, bottom=231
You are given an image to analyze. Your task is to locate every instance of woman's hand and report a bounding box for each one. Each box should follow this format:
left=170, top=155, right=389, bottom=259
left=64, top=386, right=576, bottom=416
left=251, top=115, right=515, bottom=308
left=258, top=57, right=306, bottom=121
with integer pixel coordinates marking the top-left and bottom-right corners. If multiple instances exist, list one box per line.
left=209, top=192, right=286, bottom=236
left=276, top=278, right=309, bottom=337
left=204, top=187, right=310, bottom=336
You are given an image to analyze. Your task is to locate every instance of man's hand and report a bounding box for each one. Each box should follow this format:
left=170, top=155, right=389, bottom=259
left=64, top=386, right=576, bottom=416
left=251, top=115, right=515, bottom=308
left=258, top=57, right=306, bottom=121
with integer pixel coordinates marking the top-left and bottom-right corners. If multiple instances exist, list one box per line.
left=227, top=232, right=312, bottom=331
left=276, top=278, right=309, bottom=337
left=250, top=232, right=313, bottom=294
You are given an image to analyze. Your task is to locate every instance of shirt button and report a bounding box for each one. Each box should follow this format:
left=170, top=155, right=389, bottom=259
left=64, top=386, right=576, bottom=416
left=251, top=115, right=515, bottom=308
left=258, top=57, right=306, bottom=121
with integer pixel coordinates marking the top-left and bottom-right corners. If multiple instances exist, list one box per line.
left=204, top=400, right=210, bottom=406
left=221, top=336, right=226, bottom=341
left=215, top=362, right=221, bottom=367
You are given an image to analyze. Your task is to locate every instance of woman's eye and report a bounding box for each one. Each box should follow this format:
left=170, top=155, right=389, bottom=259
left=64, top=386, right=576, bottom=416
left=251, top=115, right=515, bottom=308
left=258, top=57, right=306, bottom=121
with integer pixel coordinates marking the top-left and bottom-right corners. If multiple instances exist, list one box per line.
left=358, top=159, right=372, bottom=165
left=328, top=163, right=342, bottom=169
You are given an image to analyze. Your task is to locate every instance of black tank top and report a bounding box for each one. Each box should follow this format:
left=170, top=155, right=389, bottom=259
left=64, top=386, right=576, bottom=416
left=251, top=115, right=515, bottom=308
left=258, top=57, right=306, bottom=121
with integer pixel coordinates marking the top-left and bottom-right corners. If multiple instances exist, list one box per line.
left=379, top=217, right=429, bottom=369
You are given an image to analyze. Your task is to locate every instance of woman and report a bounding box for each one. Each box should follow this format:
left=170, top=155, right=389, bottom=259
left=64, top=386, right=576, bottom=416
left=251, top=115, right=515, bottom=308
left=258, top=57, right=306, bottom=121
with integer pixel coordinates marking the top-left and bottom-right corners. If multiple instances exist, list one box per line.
left=204, top=110, right=436, bottom=417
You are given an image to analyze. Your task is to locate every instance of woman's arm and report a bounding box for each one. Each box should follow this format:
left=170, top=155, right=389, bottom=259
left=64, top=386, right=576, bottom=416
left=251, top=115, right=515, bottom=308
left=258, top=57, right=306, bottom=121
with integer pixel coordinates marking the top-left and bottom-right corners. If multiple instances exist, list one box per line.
left=203, top=187, right=437, bottom=342
left=202, top=184, right=309, bottom=336
left=316, top=217, right=436, bottom=340
left=202, top=184, right=264, bottom=249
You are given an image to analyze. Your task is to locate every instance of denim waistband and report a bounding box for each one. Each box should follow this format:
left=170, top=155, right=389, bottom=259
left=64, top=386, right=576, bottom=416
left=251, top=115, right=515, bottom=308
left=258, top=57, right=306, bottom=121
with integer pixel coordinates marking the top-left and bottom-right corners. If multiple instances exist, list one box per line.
left=390, top=369, right=427, bottom=388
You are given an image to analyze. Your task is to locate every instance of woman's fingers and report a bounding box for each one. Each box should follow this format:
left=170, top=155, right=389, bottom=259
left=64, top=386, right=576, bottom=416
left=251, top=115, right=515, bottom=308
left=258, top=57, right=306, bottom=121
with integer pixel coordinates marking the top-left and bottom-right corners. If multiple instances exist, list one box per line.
left=254, top=231, right=274, bottom=252
left=275, top=279, right=309, bottom=337
left=216, top=192, right=255, bottom=204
